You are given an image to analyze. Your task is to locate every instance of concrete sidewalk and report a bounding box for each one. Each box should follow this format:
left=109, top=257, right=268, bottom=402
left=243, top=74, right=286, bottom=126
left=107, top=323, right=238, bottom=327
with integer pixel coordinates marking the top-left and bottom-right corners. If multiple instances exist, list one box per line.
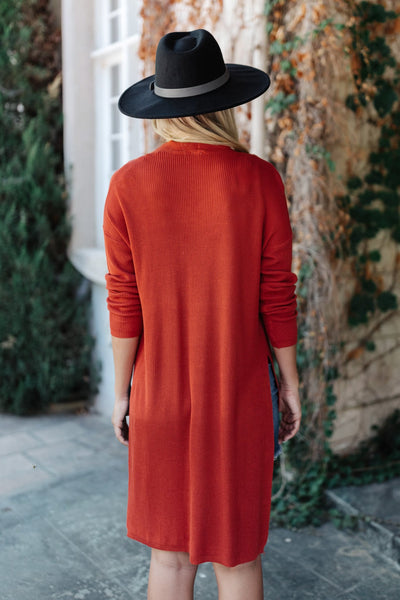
left=1, top=411, right=399, bottom=600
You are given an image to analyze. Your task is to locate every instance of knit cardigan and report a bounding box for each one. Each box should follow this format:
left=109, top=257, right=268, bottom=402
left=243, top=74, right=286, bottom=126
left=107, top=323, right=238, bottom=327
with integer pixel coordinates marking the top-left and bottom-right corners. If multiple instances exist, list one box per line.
left=104, top=141, right=297, bottom=566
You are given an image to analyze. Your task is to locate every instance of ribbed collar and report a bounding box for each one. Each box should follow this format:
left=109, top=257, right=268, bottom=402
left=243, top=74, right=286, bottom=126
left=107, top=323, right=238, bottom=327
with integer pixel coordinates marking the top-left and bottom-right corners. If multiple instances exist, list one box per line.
left=154, top=141, right=235, bottom=154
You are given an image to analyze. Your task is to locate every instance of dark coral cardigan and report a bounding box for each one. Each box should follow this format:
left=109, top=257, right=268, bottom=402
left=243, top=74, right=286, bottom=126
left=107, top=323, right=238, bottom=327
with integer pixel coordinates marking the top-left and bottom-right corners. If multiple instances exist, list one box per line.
left=104, top=141, right=297, bottom=566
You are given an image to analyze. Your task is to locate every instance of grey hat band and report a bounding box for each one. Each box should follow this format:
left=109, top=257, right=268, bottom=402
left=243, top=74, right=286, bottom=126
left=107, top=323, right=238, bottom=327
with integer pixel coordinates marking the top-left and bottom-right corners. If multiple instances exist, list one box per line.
left=154, top=69, right=230, bottom=99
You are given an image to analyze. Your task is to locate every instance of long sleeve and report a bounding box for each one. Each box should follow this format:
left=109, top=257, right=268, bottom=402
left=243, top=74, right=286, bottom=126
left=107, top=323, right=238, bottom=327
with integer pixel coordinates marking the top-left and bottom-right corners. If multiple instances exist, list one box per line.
left=260, top=165, right=297, bottom=348
left=103, top=174, right=143, bottom=338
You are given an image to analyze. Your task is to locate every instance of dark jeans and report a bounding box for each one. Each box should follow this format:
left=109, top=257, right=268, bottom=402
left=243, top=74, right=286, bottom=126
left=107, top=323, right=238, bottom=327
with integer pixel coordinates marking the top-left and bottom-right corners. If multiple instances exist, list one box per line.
left=268, top=361, right=282, bottom=459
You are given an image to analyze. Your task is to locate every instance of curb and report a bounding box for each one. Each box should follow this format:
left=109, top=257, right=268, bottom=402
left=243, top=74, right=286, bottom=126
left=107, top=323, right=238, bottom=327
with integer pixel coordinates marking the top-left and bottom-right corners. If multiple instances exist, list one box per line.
left=326, top=489, right=400, bottom=570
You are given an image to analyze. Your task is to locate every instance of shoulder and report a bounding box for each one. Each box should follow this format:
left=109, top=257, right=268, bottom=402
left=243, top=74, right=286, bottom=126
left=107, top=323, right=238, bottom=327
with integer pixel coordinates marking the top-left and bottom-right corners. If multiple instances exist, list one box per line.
left=243, top=153, right=283, bottom=180
left=236, top=153, right=285, bottom=197
left=109, top=153, right=153, bottom=188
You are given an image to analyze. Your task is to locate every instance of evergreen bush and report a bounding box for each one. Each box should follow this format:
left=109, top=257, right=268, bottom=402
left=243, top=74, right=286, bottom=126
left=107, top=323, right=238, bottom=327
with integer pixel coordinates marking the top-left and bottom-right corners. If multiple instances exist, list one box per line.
left=0, top=0, right=97, bottom=414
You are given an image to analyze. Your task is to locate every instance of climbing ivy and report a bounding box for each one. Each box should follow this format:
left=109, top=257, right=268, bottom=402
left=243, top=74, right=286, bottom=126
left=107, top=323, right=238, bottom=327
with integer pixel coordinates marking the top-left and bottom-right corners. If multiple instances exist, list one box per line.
left=328, top=409, right=400, bottom=488
left=265, top=0, right=343, bottom=528
left=267, top=0, right=400, bottom=528
left=340, top=1, right=399, bottom=328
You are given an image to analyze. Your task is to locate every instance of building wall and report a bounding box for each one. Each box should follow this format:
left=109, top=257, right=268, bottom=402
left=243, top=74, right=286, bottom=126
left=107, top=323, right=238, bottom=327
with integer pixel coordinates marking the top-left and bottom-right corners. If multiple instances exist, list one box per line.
left=331, top=241, right=400, bottom=453
left=62, top=1, right=96, bottom=251
left=62, top=0, right=113, bottom=414
left=326, top=35, right=400, bottom=453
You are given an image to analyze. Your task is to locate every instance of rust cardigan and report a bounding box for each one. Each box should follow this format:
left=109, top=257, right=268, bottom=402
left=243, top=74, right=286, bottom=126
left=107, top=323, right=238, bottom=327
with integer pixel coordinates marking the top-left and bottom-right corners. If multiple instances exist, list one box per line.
left=104, top=141, right=297, bottom=567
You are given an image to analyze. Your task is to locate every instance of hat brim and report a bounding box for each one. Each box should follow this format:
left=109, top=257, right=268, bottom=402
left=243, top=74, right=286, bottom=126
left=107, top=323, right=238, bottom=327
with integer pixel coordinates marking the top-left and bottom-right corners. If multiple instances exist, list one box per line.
left=118, top=64, right=271, bottom=119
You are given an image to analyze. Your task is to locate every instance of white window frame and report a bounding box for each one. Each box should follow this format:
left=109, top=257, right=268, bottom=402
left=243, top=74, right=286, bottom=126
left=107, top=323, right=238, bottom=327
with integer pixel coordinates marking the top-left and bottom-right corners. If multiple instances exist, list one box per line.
left=91, top=0, right=143, bottom=247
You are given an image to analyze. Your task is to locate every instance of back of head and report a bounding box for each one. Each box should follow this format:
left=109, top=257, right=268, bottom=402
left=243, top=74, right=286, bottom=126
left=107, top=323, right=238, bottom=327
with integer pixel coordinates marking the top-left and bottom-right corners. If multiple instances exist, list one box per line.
left=152, top=109, right=249, bottom=153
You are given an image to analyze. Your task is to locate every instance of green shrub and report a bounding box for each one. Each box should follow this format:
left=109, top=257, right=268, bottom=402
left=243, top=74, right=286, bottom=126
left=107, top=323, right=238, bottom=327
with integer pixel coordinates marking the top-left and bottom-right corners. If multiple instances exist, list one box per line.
left=0, top=0, right=97, bottom=414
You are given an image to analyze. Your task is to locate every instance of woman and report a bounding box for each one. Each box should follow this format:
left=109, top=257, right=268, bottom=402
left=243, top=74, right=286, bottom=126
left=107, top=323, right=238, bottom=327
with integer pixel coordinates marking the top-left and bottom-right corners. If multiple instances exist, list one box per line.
left=104, top=29, right=301, bottom=600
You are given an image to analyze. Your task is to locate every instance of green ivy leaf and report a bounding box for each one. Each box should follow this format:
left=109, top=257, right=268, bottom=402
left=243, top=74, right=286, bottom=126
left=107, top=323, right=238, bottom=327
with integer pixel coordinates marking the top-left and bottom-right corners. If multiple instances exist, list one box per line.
left=368, top=250, right=381, bottom=262
left=361, top=278, right=377, bottom=293
left=358, top=189, right=375, bottom=205
left=347, top=176, right=363, bottom=190
left=348, top=293, right=375, bottom=325
left=269, top=40, right=284, bottom=54
left=365, top=170, right=383, bottom=185
left=392, top=227, right=400, bottom=243
left=349, top=226, right=365, bottom=251
left=345, top=95, right=359, bottom=112
left=266, top=92, right=297, bottom=115
left=377, top=291, right=398, bottom=312
left=373, top=80, right=398, bottom=117
left=369, top=152, right=381, bottom=165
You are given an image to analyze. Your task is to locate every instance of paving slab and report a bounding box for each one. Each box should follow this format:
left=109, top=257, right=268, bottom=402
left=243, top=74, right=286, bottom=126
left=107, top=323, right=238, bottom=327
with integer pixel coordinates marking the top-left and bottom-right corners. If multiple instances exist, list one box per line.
left=1, top=452, right=53, bottom=496
left=1, top=411, right=400, bottom=599
left=0, top=431, right=44, bottom=457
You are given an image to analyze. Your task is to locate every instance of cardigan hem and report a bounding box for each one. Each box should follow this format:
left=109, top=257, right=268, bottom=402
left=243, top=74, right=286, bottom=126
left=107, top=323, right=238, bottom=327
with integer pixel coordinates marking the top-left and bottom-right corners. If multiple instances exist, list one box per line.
left=126, top=527, right=269, bottom=567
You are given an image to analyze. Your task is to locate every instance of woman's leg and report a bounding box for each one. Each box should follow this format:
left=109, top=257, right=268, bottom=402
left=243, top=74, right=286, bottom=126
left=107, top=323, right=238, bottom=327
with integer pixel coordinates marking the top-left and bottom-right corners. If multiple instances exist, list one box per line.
left=147, top=548, right=198, bottom=600
left=213, top=555, right=264, bottom=600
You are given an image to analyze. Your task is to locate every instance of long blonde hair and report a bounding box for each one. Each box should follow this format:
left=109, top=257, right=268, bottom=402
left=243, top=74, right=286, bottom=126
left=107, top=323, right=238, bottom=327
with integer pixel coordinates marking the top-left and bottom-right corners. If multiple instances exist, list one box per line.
left=152, top=109, right=248, bottom=153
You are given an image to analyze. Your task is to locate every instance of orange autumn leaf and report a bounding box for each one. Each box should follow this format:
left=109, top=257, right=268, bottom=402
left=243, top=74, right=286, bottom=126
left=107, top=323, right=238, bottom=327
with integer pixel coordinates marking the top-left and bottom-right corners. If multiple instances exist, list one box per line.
left=350, top=52, right=361, bottom=74
left=278, top=116, right=294, bottom=130
left=390, top=16, right=400, bottom=34
left=346, top=346, right=365, bottom=361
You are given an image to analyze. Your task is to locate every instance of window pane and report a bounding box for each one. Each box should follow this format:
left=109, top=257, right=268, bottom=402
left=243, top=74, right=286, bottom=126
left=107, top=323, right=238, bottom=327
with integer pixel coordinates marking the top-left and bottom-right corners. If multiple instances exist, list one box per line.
left=110, top=0, right=120, bottom=11
left=110, top=64, right=120, bottom=97
left=111, top=139, right=121, bottom=171
left=111, top=103, right=121, bottom=134
left=110, top=15, right=120, bottom=43
left=127, top=0, right=140, bottom=35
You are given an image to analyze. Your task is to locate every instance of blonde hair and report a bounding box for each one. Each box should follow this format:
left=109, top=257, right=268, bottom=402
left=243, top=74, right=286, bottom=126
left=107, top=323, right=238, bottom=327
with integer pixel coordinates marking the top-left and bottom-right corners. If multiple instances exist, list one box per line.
left=152, top=109, right=248, bottom=153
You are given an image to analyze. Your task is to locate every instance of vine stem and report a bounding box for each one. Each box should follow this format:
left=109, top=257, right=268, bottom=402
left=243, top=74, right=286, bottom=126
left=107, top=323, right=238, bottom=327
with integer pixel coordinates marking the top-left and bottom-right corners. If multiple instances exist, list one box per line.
left=339, top=310, right=398, bottom=369
left=349, top=459, right=400, bottom=473
left=352, top=341, right=400, bottom=378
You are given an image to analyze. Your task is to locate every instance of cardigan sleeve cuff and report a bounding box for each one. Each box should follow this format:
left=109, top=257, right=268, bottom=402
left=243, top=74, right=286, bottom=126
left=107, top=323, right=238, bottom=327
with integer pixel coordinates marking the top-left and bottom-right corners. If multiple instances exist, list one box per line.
left=269, top=334, right=298, bottom=349
left=263, top=317, right=298, bottom=348
left=109, top=313, right=143, bottom=338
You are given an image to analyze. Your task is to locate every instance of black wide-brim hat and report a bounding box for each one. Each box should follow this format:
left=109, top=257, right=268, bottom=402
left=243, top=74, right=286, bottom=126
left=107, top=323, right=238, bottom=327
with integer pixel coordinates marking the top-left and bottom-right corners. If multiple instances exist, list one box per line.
left=119, top=29, right=271, bottom=119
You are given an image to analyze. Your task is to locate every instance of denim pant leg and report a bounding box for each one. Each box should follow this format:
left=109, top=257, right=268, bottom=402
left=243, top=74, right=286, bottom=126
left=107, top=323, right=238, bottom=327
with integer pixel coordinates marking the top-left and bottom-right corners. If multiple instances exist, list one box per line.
left=268, top=361, right=282, bottom=459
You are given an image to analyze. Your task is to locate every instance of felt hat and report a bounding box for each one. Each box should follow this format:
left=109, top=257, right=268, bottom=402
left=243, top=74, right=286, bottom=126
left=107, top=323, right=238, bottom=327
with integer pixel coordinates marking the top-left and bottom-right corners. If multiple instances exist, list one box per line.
left=118, top=29, right=270, bottom=119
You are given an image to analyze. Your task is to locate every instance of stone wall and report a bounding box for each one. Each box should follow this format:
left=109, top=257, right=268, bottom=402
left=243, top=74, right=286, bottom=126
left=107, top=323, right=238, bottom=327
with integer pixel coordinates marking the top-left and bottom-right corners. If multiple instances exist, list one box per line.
left=326, top=6, right=400, bottom=452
